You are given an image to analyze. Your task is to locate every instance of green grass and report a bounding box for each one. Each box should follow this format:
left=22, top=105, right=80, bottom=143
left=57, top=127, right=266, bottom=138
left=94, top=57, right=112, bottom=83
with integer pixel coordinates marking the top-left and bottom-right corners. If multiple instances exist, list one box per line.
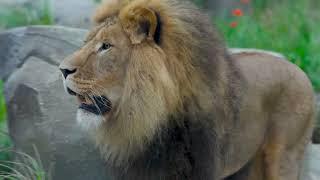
left=0, top=0, right=53, bottom=29
left=93, top=0, right=102, bottom=3
left=0, top=81, right=5, bottom=123
left=0, top=148, right=46, bottom=180
left=0, top=84, right=46, bottom=179
left=215, top=0, right=320, bottom=91
left=0, top=80, right=12, bottom=177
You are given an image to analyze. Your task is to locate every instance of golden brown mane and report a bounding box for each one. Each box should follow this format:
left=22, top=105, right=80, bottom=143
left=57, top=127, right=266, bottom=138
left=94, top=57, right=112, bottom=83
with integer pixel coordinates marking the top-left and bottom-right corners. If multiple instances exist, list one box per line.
left=92, top=0, right=242, bottom=164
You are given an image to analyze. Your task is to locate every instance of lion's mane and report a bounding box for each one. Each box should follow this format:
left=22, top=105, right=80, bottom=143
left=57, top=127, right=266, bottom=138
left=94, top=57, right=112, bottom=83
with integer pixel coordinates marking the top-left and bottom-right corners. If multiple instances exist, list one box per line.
left=93, top=0, right=243, bottom=174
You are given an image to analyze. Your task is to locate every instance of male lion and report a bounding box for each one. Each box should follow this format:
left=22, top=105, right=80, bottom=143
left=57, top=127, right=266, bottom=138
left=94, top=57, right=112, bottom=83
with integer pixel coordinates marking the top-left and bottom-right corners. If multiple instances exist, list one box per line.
left=59, top=0, right=315, bottom=179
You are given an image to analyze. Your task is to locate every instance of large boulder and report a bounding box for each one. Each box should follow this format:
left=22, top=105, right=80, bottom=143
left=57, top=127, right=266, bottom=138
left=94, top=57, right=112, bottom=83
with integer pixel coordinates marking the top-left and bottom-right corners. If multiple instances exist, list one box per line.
left=302, top=145, right=320, bottom=180
left=0, top=26, right=86, bottom=80
left=1, top=26, right=319, bottom=180
left=1, top=26, right=108, bottom=180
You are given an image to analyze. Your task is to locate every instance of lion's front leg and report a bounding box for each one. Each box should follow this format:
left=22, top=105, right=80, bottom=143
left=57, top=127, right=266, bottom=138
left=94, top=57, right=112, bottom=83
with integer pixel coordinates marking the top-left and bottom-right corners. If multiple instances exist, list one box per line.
left=263, top=139, right=284, bottom=180
left=225, top=144, right=283, bottom=180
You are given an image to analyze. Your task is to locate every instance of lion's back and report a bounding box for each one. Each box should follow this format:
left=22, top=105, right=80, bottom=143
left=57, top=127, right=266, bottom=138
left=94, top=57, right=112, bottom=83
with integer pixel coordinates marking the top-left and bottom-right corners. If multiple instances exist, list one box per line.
left=221, top=49, right=315, bottom=177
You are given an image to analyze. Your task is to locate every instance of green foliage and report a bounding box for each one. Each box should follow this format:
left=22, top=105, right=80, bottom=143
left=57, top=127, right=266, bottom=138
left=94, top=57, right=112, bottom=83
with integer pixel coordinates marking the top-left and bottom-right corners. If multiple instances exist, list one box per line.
left=93, top=0, right=102, bottom=3
left=0, top=124, right=12, bottom=178
left=191, top=0, right=206, bottom=8
left=251, top=0, right=268, bottom=12
left=0, top=81, right=5, bottom=123
left=41, top=0, right=54, bottom=25
left=0, top=148, right=46, bottom=180
left=0, top=0, right=53, bottom=29
left=215, top=0, right=320, bottom=91
left=0, top=80, right=12, bottom=178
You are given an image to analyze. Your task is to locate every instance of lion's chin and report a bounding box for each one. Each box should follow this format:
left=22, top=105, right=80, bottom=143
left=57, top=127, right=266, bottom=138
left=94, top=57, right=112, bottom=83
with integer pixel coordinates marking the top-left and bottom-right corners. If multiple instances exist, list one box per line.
left=76, top=109, right=107, bottom=130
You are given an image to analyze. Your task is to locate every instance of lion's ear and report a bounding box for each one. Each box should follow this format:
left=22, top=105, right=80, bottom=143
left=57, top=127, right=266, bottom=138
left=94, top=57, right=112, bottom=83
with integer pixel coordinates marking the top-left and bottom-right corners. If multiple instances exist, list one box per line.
left=120, top=6, right=160, bottom=44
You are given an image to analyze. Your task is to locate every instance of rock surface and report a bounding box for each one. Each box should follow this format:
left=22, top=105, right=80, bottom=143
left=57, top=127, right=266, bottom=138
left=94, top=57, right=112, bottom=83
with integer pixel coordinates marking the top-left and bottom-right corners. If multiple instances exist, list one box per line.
left=1, top=26, right=108, bottom=180
left=312, top=94, right=320, bottom=143
left=0, top=26, right=86, bottom=80
left=302, top=145, right=320, bottom=180
left=1, top=26, right=319, bottom=180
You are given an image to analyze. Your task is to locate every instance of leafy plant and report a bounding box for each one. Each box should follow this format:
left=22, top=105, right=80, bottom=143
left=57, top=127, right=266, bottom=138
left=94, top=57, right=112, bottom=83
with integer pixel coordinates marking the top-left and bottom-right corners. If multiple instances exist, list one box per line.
left=0, top=147, right=47, bottom=180
left=191, top=0, right=207, bottom=8
left=215, top=0, right=320, bottom=91
left=0, top=80, right=11, bottom=178
left=0, top=0, right=53, bottom=29
left=93, top=0, right=102, bottom=4
left=0, top=81, right=5, bottom=123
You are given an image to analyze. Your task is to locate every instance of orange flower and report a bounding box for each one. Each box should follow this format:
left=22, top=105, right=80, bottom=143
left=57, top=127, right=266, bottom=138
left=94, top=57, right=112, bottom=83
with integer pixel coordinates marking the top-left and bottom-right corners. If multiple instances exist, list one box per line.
left=240, top=0, right=250, bottom=4
left=230, top=21, right=238, bottom=28
left=232, top=8, right=243, bottom=17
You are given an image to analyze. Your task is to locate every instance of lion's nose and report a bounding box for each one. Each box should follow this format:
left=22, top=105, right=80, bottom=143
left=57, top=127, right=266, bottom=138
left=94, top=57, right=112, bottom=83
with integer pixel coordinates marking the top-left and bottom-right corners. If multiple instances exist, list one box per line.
left=60, top=68, right=77, bottom=79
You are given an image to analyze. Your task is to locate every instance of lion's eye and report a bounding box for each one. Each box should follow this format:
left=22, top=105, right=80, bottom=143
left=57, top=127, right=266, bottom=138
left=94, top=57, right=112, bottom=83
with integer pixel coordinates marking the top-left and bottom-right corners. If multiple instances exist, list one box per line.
left=98, top=43, right=112, bottom=52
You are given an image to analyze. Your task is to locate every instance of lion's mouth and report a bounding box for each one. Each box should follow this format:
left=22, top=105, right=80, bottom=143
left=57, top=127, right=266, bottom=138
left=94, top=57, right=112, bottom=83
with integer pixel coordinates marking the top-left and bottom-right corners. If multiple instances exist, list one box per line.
left=68, top=88, right=112, bottom=115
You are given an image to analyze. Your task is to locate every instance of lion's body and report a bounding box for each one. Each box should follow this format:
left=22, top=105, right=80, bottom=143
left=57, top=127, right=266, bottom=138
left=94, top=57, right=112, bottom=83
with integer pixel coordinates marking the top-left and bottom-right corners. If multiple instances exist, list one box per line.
left=223, top=51, right=314, bottom=179
left=59, top=0, right=315, bottom=179
left=103, top=51, right=315, bottom=180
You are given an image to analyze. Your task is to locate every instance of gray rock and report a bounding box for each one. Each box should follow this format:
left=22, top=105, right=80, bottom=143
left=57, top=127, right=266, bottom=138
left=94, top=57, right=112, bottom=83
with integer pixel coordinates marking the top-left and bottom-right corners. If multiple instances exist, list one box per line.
left=0, top=26, right=87, bottom=81
left=2, top=26, right=108, bottom=180
left=302, top=145, right=320, bottom=180
left=312, top=94, right=320, bottom=143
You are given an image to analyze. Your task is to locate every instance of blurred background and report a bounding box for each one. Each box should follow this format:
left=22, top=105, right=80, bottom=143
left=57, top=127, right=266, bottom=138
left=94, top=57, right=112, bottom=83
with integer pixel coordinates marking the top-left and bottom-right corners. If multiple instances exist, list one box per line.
left=0, top=0, right=319, bottom=179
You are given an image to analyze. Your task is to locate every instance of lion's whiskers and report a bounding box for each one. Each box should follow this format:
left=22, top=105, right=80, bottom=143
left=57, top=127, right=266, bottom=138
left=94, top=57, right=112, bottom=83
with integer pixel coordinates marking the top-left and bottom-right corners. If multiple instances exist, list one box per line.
left=89, top=86, right=112, bottom=108
left=88, top=89, right=112, bottom=110
left=87, top=93, right=104, bottom=117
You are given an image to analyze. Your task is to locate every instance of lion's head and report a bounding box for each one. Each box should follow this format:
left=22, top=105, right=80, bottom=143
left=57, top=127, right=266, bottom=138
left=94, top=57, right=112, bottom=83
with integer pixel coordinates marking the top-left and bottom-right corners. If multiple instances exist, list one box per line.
left=59, top=0, right=231, bottom=164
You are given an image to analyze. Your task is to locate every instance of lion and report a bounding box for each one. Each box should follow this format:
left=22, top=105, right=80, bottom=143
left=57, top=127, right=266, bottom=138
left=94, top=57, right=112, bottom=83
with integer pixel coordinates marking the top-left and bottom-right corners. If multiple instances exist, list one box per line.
left=59, top=0, right=315, bottom=179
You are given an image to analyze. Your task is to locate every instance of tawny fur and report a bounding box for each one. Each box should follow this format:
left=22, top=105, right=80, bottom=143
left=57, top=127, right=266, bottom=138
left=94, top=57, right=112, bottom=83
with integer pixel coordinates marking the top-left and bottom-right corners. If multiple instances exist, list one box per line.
left=92, top=0, right=236, bottom=164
